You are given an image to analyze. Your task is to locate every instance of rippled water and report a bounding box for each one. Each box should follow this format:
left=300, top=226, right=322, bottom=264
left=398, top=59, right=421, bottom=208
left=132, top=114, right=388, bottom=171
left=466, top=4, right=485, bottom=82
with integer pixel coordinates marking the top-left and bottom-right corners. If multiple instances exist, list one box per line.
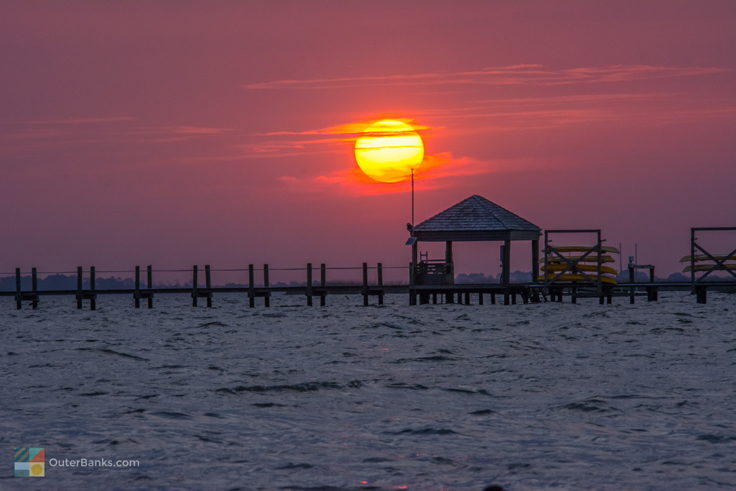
left=1, top=292, right=735, bottom=490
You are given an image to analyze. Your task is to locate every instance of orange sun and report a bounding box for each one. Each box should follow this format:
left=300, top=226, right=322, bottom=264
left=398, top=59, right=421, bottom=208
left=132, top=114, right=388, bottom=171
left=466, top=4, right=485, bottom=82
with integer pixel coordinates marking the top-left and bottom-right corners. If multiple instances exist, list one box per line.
left=354, top=119, right=424, bottom=183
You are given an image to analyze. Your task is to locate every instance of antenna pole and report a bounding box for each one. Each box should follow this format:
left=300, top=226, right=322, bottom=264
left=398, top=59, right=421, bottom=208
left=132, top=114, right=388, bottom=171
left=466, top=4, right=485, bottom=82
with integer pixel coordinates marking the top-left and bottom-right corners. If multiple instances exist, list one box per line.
left=411, top=168, right=415, bottom=234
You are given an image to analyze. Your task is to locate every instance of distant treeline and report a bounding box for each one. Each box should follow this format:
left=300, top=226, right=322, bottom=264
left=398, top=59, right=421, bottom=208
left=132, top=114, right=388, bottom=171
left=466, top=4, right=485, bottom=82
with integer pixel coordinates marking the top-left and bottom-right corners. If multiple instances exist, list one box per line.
left=0, top=275, right=368, bottom=292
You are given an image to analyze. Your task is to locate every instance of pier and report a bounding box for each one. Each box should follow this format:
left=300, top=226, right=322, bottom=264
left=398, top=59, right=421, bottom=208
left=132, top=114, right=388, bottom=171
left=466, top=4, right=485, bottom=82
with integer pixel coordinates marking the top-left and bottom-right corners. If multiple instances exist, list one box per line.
left=3, top=264, right=735, bottom=311
left=3, top=193, right=734, bottom=312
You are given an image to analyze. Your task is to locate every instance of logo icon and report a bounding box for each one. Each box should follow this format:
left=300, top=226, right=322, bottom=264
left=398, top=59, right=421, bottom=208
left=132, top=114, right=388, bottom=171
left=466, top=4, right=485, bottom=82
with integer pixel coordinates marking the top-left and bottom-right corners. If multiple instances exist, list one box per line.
left=14, top=448, right=45, bottom=477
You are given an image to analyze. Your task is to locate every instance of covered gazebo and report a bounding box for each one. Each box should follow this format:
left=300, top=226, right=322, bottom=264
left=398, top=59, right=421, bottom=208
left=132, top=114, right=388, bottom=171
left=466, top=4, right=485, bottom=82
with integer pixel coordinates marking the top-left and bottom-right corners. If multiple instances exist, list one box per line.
left=408, top=195, right=541, bottom=294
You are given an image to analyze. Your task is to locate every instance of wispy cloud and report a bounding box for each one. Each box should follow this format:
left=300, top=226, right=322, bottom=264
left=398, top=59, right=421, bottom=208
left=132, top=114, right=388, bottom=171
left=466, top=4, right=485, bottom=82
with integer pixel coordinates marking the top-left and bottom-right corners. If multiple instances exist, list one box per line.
left=279, top=152, right=488, bottom=196
left=25, top=116, right=137, bottom=125
left=244, top=64, right=729, bottom=91
left=0, top=117, right=231, bottom=154
left=241, top=89, right=736, bottom=161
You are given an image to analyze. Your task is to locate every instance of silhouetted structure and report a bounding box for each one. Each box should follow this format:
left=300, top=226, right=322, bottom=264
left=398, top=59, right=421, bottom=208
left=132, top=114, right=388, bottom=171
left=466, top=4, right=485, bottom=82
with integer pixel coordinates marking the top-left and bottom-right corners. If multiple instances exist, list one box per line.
left=408, top=194, right=541, bottom=305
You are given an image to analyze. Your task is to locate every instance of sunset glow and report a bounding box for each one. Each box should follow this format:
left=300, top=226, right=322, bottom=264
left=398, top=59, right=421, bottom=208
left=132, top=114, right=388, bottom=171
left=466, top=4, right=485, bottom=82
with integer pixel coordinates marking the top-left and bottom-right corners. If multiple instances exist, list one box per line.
left=354, top=120, right=424, bottom=183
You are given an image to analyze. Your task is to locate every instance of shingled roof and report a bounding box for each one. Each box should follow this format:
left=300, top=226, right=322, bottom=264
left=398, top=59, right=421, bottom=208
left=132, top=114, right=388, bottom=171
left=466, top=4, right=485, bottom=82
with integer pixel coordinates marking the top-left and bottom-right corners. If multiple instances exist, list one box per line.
left=412, top=194, right=540, bottom=242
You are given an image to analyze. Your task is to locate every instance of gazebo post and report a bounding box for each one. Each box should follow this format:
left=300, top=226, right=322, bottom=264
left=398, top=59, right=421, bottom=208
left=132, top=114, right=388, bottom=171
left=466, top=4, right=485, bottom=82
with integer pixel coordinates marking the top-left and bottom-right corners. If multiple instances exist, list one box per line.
left=502, top=239, right=511, bottom=286
left=410, top=240, right=418, bottom=305
left=531, top=237, right=540, bottom=302
left=445, top=241, right=453, bottom=276
left=445, top=240, right=453, bottom=303
left=531, top=238, right=539, bottom=282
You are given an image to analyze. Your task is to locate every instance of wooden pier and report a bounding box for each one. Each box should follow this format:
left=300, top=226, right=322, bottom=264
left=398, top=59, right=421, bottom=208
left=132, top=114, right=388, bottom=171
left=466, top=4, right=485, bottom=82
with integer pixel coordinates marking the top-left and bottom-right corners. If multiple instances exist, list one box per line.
left=3, top=226, right=734, bottom=310
left=3, top=263, right=398, bottom=310
left=3, top=263, right=734, bottom=310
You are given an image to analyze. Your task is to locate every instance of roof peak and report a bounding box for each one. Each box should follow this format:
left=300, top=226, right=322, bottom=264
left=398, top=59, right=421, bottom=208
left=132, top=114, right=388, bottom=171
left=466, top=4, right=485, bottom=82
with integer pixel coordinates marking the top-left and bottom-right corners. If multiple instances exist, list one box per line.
left=413, top=194, right=540, bottom=234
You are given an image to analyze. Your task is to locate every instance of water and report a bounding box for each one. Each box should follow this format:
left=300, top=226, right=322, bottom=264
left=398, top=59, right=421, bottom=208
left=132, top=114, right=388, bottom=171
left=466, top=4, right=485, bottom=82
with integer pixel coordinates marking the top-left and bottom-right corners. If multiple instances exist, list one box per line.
left=1, top=292, right=735, bottom=489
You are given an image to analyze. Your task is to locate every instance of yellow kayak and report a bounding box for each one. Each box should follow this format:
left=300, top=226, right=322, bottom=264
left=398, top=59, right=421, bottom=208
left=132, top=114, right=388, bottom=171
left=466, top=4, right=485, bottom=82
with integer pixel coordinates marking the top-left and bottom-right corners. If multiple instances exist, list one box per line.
left=542, top=255, right=616, bottom=264
left=679, top=254, right=736, bottom=262
left=546, top=245, right=620, bottom=254
left=542, top=263, right=619, bottom=275
left=537, top=273, right=618, bottom=285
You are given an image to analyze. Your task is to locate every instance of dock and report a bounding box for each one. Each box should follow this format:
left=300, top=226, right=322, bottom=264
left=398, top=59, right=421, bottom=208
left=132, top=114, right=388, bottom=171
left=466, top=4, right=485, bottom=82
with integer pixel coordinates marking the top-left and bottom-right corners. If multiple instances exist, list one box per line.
left=3, top=262, right=734, bottom=310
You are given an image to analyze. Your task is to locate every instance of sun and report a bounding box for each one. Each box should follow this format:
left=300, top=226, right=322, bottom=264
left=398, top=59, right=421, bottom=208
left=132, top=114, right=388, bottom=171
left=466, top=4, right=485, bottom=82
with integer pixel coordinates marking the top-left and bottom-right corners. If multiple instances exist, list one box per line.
left=354, top=119, right=424, bottom=183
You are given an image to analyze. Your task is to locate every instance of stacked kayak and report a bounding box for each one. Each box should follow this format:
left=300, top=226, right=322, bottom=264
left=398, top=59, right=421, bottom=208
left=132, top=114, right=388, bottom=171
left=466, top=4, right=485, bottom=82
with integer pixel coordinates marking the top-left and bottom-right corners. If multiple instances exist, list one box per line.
left=680, top=254, right=736, bottom=273
left=539, top=245, right=620, bottom=284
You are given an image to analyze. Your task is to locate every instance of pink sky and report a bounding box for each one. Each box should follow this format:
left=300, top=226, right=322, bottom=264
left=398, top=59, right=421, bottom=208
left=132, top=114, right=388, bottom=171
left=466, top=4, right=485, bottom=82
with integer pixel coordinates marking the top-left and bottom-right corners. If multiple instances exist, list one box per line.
left=2, top=1, right=735, bottom=278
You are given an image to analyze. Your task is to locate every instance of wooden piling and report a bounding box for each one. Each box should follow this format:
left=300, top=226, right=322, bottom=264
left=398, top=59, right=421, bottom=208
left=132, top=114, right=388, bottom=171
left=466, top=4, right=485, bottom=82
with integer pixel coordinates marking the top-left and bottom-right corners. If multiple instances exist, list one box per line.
left=362, top=262, right=368, bottom=306
left=192, top=265, right=198, bottom=307
left=696, top=285, right=707, bottom=304
left=306, top=263, right=313, bottom=306
left=647, top=286, right=658, bottom=302
left=89, top=266, right=96, bottom=310
left=147, top=265, right=153, bottom=308
left=31, top=267, right=38, bottom=309
left=15, top=268, right=21, bottom=310
left=248, top=264, right=255, bottom=308
left=205, top=264, right=212, bottom=307
left=629, top=266, right=635, bottom=304
left=377, top=263, right=384, bottom=305
left=76, top=266, right=83, bottom=309
left=320, top=263, right=326, bottom=306
left=478, top=292, right=484, bottom=305
left=263, top=264, right=270, bottom=307
left=502, top=240, right=511, bottom=286
left=135, top=266, right=141, bottom=308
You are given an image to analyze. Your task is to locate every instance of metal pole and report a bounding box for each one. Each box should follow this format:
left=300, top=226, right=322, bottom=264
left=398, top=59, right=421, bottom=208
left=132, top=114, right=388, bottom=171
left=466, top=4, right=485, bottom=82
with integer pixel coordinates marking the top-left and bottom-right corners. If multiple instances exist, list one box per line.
left=411, top=168, right=415, bottom=232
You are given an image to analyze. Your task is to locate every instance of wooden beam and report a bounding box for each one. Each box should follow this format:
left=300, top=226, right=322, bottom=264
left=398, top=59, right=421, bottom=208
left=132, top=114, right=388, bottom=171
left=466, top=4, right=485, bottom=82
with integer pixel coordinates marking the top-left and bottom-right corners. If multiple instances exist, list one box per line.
left=377, top=262, right=384, bottom=305
left=15, top=268, right=21, bottom=310
left=89, top=266, right=96, bottom=310
left=263, top=264, right=270, bottom=307
left=134, top=266, right=141, bottom=308
left=205, top=264, right=212, bottom=308
left=248, top=264, right=255, bottom=308
left=31, top=267, right=38, bottom=309
left=502, top=239, right=511, bottom=286
left=147, top=265, right=153, bottom=308
left=76, top=266, right=83, bottom=309
left=192, top=265, right=198, bottom=307
left=306, top=263, right=313, bottom=306
left=362, top=262, right=368, bottom=306
left=531, top=239, right=539, bottom=284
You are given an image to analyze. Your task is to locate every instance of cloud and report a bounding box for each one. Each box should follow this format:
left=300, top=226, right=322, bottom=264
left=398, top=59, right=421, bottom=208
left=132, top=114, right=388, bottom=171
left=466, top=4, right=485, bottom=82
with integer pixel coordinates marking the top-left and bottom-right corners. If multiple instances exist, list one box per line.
left=257, top=119, right=429, bottom=138
left=159, top=126, right=228, bottom=135
left=243, top=89, right=736, bottom=161
left=240, top=118, right=433, bottom=160
left=244, top=64, right=729, bottom=91
left=0, top=117, right=232, bottom=155
left=25, top=116, right=137, bottom=125
left=279, top=152, right=490, bottom=196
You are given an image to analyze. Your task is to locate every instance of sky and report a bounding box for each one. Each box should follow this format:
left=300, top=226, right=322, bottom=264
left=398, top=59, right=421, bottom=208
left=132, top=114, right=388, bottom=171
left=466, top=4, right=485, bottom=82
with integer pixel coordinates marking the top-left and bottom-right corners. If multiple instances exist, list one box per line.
left=2, top=0, right=735, bottom=280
